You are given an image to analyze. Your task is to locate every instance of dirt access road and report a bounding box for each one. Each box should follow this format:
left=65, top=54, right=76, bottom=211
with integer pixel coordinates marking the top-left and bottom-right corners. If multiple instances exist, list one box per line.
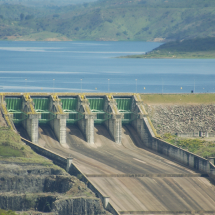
left=17, top=124, right=215, bottom=214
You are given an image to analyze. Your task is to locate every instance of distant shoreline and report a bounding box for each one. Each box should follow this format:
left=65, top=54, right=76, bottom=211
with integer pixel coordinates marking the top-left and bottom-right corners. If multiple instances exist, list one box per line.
left=119, top=51, right=215, bottom=59
left=119, top=38, right=215, bottom=59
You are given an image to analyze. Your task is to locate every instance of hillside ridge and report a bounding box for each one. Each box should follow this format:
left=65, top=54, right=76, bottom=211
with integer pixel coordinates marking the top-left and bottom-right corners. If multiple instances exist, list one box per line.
left=0, top=0, right=215, bottom=41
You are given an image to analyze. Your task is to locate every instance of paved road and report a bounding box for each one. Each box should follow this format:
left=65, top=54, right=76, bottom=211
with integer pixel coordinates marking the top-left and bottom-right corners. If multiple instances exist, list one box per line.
left=17, top=124, right=215, bottom=214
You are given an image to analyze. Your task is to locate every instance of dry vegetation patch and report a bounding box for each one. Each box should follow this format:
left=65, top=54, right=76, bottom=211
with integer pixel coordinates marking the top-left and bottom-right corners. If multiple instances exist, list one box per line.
left=141, top=93, right=215, bottom=105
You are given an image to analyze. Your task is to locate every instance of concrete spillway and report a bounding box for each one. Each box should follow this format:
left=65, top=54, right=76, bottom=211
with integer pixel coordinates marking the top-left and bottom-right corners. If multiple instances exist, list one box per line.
left=16, top=124, right=215, bottom=214
left=3, top=93, right=215, bottom=214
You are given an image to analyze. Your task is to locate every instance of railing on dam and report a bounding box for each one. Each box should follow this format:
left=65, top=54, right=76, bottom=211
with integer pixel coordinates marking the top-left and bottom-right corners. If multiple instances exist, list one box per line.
left=59, top=96, right=83, bottom=123
left=32, top=96, right=55, bottom=123
left=87, top=97, right=111, bottom=124
left=5, top=96, right=27, bottom=124
left=114, top=97, right=135, bottom=124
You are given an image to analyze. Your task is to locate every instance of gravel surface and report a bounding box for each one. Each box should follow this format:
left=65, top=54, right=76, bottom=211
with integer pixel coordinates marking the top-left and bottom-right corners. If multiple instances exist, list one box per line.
left=146, top=104, right=215, bottom=135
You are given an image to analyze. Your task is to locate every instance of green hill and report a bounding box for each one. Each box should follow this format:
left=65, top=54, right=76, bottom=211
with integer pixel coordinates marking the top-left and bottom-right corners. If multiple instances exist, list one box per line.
left=122, top=37, right=215, bottom=58
left=0, top=0, right=215, bottom=41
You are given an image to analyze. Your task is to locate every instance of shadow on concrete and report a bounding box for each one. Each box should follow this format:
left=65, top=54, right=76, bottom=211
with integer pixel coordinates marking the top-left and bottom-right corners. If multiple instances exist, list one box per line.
left=124, top=125, right=144, bottom=148
left=15, top=124, right=30, bottom=140
left=39, top=125, right=58, bottom=140
left=67, top=125, right=86, bottom=142
left=95, top=124, right=114, bottom=142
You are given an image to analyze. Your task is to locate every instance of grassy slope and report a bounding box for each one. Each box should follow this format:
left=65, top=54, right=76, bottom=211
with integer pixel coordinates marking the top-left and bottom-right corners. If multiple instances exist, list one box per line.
left=0, top=126, right=58, bottom=166
left=0, top=0, right=215, bottom=41
left=0, top=209, right=16, bottom=215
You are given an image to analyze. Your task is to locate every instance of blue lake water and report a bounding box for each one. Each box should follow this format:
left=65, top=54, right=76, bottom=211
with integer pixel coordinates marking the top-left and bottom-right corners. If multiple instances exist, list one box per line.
left=0, top=41, right=215, bottom=93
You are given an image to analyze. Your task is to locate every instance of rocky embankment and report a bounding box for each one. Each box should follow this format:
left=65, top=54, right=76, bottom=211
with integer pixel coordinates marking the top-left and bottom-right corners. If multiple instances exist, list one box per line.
left=146, top=104, right=215, bottom=136
left=0, top=162, right=110, bottom=215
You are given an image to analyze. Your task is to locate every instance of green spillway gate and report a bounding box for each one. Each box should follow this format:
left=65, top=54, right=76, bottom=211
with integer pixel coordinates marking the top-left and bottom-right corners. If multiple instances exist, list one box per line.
left=115, top=98, right=133, bottom=123
left=88, top=97, right=110, bottom=124
left=59, top=97, right=83, bottom=124
left=32, top=97, right=55, bottom=123
left=5, top=97, right=27, bottom=123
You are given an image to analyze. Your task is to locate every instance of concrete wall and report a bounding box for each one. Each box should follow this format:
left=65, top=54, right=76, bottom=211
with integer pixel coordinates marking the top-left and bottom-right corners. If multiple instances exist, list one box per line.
left=209, top=162, right=215, bottom=179
left=78, top=118, right=86, bottom=138
left=49, top=95, right=67, bottom=144
left=77, top=96, right=95, bottom=144
left=21, top=137, right=68, bottom=170
left=146, top=133, right=210, bottom=173
left=21, top=95, right=41, bottom=144
left=104, top=96, right=122, bottom=144
left=131, top=95, right=153, bottom=144
left=104, top=114, right=122, bottom=144
left=50, top=114, right=67, bottom=144
left=22, top=114, right=39, bottom=143
left=84, top=114, right=95, bottom=144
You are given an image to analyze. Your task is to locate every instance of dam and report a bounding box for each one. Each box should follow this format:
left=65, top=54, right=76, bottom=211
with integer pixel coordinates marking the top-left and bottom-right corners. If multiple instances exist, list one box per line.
left=1, top=92, right=215, bottom=215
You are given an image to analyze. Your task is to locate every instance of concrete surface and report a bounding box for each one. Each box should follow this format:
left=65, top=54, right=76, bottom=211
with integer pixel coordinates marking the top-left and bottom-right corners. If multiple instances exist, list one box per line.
left=16, top=124, right=215, bottom=214
left=22, top=114, right=40, bottom=143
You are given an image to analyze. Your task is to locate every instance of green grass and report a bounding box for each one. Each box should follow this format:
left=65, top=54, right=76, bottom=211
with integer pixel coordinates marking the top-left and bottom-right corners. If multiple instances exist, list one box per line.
left=0, top=145, right=24, bottom=157
left=0, top=209, right=16, bottom=215
left=0, top=127, right=22, bottom=146
left=0, top=127, right=60, bottom=167
left=162, top=133, right=215, bottom=158
left=140, top=94, right=215, bottom=104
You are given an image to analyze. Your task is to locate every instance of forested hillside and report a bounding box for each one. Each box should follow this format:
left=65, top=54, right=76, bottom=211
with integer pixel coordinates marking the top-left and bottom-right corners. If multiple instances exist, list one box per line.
left=0, top=0, right=215, bottom=41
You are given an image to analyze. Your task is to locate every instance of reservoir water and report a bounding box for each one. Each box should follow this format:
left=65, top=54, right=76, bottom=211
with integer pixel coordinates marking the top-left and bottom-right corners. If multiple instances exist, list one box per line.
left=0, top=41, right=215, bottom=93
